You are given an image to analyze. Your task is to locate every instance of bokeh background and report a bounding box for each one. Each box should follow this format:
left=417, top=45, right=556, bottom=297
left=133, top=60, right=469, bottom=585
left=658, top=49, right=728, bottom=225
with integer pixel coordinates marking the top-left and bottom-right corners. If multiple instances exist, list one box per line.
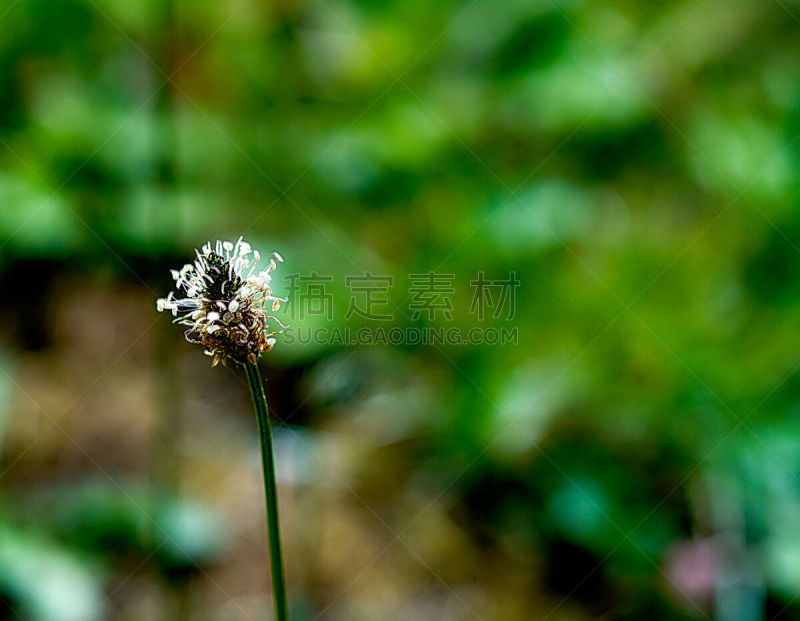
left=2, top=0, right=800, bottom=619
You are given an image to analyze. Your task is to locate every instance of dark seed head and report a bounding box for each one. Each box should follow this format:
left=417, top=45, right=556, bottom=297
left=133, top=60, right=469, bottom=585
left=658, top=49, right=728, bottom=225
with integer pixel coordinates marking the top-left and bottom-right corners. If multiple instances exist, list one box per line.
left=203, top=252, right=243, bottom=300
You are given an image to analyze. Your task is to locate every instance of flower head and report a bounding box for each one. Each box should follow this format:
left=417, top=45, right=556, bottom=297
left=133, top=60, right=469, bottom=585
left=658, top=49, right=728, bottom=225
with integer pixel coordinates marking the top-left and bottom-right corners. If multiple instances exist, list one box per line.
left=157, top=238, right=287, bottom=366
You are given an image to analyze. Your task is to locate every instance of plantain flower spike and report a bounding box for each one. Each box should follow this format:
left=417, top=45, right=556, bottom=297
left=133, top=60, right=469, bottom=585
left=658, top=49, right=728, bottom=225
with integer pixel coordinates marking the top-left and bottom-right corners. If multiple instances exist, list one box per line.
left=157, top=238, right=287, bottom=366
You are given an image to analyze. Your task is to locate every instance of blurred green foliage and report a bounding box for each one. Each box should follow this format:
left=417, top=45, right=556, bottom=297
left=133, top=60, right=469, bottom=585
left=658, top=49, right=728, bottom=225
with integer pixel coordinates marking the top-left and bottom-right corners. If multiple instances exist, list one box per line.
left=3, top=0, right=800, bottom=619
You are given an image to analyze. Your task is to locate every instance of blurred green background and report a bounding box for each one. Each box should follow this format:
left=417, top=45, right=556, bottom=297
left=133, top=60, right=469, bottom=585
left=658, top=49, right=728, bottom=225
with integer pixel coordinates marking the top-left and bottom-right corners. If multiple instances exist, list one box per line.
left=2, top=0, right=800, bottom=619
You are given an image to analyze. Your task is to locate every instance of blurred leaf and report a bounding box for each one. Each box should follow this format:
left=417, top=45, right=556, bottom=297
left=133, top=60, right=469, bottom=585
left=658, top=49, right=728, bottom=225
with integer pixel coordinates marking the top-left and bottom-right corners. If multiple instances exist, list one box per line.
left=154, top=497, right=226, bottom=569
left=501, top=46, right=650, bottom=131
left=548, top=477, right=611, bottom=544
left=0, top=173, right=82, bottom=255
left=485, top=356, right=584, bottom=459
left=0, top=523, right=103, bottom=621
left=41, top=481, right=226, bottom=569
left=688, top=111, right=796, bottom=208
left=486, top=179, right=597, bottom=254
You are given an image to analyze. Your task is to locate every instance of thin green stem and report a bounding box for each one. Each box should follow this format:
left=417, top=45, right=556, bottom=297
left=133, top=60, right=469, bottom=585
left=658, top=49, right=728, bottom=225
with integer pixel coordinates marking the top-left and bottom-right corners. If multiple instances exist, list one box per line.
left=244, top=361, right=289, bottom=621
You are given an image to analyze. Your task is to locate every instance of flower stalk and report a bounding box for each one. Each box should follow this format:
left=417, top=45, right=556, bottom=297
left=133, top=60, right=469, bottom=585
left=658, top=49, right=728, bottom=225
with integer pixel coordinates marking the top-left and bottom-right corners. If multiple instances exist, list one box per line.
left=244, top=361, right=289, bottom=621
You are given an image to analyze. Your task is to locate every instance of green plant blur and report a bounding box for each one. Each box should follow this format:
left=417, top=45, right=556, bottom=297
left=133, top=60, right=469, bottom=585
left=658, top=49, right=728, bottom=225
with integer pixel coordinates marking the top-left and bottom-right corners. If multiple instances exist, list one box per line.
left=1, top=1, right=800, bottom=619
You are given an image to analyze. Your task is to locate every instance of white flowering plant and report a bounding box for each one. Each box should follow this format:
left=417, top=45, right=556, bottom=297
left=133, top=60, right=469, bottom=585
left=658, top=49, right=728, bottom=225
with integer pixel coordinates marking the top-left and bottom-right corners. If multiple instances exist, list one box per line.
left=157, top=237, right=287, bottom=366
left=156, top=237, right=290, bottom=619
